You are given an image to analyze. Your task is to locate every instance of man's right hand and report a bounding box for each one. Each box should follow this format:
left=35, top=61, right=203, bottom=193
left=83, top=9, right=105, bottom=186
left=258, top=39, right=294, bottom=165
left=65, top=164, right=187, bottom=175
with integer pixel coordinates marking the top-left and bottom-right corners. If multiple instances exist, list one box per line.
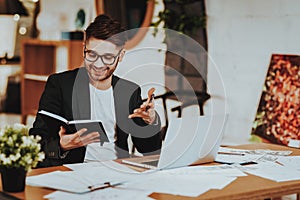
left=59, top=126, right=100, bottom=151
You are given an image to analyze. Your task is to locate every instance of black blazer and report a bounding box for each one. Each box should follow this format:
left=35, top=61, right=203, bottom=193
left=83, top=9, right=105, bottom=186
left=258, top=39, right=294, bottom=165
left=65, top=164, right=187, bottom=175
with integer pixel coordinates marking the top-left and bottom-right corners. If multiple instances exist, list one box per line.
left=30, top=68, right=162, bottom=167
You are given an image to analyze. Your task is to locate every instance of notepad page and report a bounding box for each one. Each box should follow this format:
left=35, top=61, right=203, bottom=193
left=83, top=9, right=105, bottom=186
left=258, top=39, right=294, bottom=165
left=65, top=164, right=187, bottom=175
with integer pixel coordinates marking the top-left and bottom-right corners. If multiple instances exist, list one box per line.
left=39, top=110, right=68, bottom=124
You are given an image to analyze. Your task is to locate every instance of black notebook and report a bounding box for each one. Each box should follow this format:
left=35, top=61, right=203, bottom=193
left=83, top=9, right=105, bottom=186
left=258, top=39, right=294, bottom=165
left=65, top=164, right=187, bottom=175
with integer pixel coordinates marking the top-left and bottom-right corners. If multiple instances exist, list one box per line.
left=38, top=110, right=108, bottom=144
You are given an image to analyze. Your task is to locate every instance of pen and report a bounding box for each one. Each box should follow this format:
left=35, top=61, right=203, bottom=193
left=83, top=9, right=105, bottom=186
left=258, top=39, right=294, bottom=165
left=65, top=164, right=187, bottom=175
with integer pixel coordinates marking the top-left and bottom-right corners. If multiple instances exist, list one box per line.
left=145, top=87, right=155, bottom=111
left=88, top=182, right=122, bottom=191
left=275, top=160, right=284, bottom=166
left=145, top=94, right=154, bottom=111
left=218, top=152, right=245, bottom=156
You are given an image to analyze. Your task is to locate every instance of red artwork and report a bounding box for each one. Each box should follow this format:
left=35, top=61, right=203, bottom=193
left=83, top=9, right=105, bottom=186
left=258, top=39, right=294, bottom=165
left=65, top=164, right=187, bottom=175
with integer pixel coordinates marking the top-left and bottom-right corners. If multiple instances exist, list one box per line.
left=252, top=54, right=300, bottom=146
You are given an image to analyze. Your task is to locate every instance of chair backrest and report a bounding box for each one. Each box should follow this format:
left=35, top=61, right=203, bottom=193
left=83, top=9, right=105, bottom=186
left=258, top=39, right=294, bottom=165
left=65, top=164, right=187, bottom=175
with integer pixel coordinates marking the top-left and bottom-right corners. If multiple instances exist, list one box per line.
left=152, top=90, right=210, bottom=140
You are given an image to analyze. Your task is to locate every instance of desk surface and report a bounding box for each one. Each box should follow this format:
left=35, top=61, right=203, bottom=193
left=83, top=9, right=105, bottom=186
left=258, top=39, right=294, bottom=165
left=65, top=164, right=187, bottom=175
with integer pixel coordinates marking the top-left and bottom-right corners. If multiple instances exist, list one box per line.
left=3, top=143, right=300, bottom=200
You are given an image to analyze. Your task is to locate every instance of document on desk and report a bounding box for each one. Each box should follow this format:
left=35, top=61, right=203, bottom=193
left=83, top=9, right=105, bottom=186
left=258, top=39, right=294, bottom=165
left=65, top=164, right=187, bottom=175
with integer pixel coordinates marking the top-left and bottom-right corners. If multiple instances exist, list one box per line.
left=44, top=188, right=153, bottom=200
left=241, top=161, right=300, bottom=182
left=158, top=164, right=247, bottom=177
left=217, top=147, right=293, bottom=165
left=215, top=153, right=262, bottom=164
left=64, top=160, right=137, bottom=173
left=26, top=165, right=141, bottom=193
left=120, top=171, right=237, bottom=197
left=218, top=147, right=293, bottom=156
left=276, top=156, right=300, bottom=171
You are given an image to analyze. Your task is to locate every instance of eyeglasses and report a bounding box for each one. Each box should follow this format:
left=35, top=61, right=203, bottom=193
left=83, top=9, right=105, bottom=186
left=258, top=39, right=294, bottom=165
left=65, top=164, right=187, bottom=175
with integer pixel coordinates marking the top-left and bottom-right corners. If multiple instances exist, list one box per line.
left=84, top=48, right=123, bottom=65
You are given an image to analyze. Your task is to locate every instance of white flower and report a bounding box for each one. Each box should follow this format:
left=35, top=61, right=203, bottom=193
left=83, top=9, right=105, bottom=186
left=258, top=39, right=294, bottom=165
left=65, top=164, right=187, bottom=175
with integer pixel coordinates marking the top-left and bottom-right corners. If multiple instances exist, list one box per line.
left=38, top=152, right=45, bottom=161
left=21, top=136, right=33, bottom=147
left=0, top=153, right=6, bottom=160
left=2, top=157, right=12, bottom=165
left=23, top=154, right=33, bottom=165
left=9, top=153, right=21, bottom=162
left=13, top=123, right=27, bottom=132
left=7, top=136, right=14, bottom=146
left=35, top=135, right=41, bottom=141
left=0, top=123, right=45, bottom=171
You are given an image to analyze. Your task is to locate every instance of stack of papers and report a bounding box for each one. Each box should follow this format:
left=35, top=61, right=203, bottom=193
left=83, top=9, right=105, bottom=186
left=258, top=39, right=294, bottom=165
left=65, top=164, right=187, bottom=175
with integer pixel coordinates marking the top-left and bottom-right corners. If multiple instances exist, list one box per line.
left=26, top=148, right=300, bottom=199
left=27, top=162, right=245, bottom=199
left=216, top=147, right=293, bottom=164
left=120, top=165, right=246, bottom=197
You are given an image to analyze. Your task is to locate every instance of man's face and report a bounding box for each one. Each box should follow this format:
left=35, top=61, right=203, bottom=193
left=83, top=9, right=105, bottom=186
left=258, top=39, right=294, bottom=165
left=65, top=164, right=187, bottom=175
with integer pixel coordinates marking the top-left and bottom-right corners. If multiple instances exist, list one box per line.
left=84, top=38, right=124, bottom=82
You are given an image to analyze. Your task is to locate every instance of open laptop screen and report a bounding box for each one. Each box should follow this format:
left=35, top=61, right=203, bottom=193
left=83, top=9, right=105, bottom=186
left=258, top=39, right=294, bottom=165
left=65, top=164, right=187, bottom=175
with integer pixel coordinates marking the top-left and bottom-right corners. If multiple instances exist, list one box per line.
left=122, top=115, right=228, bottom=170
left=157, top=115, right=228, bottom=169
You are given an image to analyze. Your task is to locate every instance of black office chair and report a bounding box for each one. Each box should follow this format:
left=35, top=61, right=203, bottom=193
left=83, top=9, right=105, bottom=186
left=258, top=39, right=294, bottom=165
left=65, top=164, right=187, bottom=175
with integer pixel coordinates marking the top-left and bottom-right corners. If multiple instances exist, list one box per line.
left=139, top=90, right=211, bottom=137
left=155, top=90, right=210, bottom=140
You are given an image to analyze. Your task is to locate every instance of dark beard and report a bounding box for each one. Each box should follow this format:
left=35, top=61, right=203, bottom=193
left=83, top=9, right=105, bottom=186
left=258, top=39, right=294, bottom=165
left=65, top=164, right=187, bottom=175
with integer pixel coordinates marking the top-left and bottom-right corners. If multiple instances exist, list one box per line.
left=85, top=64, right=114, bottom=82
left=84, top=58, right=119, bottom=82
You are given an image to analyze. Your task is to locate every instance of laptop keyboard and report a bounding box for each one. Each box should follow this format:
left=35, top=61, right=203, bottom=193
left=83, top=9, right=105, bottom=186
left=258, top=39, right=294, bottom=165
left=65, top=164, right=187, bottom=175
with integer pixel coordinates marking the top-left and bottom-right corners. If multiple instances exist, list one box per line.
left=141, top=160, right=159, bottom=166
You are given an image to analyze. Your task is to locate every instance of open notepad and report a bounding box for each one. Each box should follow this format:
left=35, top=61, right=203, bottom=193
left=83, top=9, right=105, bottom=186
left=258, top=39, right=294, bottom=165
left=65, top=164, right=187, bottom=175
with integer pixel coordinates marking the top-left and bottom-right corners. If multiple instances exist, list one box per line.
left=38, top=110, right=108, bottom=143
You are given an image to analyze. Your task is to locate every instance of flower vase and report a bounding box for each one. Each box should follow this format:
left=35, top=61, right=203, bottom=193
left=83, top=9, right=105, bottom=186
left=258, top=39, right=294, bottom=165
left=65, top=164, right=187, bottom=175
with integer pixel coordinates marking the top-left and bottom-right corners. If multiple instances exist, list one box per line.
left=1, top=167, right=27, bottom=192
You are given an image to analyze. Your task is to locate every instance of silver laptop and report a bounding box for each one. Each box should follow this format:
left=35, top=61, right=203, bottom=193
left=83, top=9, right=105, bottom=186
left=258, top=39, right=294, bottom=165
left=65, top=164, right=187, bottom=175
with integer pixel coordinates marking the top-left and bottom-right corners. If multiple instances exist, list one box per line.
left=122, top=114, right=228, bottom=170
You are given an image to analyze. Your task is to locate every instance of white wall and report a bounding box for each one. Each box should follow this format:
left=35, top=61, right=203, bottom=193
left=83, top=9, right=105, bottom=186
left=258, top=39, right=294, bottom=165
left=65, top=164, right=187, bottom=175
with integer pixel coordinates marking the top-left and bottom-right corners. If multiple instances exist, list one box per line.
left=206, top=0, right=300, bottom=145
left=115, top=1, right=166, bottom=98
left=115, top=1, right=173, bottom=126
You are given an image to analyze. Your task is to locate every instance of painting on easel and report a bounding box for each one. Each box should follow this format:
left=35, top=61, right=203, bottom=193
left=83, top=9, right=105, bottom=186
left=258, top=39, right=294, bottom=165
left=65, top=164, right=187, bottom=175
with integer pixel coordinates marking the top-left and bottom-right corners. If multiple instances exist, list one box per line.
left=252, top=54, right=300, bottom=146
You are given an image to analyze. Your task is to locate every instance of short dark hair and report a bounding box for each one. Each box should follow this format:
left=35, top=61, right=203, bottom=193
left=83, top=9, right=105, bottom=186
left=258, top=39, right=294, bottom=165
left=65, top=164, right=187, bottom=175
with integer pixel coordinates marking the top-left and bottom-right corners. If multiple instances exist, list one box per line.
left=85, top=14, right=127, bottom=47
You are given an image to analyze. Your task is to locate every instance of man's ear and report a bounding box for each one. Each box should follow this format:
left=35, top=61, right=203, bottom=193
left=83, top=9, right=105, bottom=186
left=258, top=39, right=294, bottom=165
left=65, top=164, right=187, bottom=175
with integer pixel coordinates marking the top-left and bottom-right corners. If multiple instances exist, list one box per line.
left=83, top=31, right=87, bottom=57
left=118, top=49, right=126, bottom=62
left=82, top=42, right=86, bottom=57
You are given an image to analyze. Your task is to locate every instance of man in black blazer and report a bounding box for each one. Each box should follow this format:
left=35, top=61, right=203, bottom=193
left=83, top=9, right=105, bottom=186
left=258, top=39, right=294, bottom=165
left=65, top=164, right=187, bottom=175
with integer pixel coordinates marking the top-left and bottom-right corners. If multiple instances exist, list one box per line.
left=29, top=14, right=162, bottom=167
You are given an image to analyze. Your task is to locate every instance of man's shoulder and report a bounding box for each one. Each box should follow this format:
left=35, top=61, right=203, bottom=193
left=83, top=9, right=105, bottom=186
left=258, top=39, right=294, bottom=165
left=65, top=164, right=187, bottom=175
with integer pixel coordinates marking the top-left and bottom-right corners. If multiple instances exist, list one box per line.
left=47, top=68, right=80, bottom=82
left=112, top=75, right=139, bottom=90
left=50, top=68, right=79, bottom=77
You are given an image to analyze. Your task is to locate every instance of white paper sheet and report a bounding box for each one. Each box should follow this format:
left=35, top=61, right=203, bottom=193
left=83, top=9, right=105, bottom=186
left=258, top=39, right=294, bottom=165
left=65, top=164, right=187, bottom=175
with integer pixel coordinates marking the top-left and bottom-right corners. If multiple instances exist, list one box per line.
left=215, top=154, right=262, bottom=164
left=241, top=161, right=300, bottom=182
left=217, top=146, right=293, bottom=165
left=218, top=147, right=292, bottom=156
left=64, top=160, right=137, bottom=173
left=158, top=164, right=247, bottom=177
left=120, top=172, right=237, bottom=197
left=26, top=165, right=142, bottom=193
left=45, top=188, right=153, bottom=200
left=276, top=156, right=300, bottom=171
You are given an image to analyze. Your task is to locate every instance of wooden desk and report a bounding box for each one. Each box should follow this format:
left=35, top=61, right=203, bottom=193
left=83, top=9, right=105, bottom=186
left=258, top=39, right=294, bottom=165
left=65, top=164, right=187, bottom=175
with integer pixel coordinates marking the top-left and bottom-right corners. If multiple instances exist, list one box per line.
left=2, top=143, right=300, bottom=200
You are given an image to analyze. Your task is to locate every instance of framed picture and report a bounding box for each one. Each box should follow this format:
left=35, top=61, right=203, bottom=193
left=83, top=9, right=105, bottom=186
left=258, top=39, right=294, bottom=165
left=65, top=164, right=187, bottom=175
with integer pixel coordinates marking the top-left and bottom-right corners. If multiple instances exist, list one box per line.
left=252, top=54, right=300, bottom=146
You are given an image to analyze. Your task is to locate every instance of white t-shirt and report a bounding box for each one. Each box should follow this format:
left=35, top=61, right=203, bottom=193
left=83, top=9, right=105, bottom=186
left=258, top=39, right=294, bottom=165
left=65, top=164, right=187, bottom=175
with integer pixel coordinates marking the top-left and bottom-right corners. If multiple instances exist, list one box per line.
left=85, top=84, right=117, bottom=162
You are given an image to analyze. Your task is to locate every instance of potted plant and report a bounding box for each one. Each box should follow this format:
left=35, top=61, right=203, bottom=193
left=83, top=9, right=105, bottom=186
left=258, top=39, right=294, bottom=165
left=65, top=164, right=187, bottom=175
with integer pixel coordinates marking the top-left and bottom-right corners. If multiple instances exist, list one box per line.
left=0, top=123, right=44, bottom=192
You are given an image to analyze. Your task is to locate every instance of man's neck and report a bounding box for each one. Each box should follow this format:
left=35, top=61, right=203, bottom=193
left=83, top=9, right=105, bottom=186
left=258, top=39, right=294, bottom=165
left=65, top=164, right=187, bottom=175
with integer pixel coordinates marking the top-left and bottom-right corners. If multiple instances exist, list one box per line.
left=90, top=76, right=112, bottom=90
